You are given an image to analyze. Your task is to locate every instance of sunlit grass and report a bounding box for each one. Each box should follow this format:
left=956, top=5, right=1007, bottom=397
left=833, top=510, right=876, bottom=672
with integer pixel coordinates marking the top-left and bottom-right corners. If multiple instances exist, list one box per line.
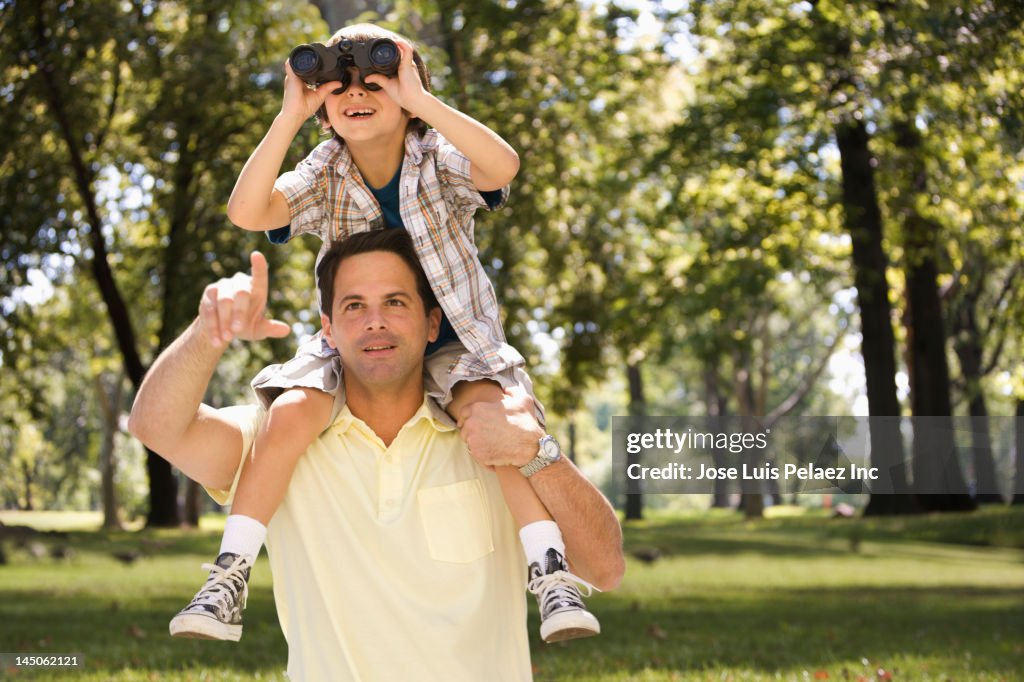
left=1, top=507, right=1022, bottom=680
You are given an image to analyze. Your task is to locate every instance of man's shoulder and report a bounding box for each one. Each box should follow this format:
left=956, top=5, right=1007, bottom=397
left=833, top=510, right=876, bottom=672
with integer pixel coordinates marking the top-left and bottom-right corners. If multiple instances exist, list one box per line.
left=218, top=404, right=266, bottom=442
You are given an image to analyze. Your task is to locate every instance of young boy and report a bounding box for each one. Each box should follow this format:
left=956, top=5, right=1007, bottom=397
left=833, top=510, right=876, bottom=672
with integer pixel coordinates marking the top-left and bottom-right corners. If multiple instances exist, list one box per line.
left=168, top=24, right=600, bottom=645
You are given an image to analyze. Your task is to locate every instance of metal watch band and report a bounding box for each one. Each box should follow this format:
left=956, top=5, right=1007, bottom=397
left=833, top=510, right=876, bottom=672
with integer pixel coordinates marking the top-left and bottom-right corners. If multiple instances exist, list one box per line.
left=519, top=435, right=560, bottom=478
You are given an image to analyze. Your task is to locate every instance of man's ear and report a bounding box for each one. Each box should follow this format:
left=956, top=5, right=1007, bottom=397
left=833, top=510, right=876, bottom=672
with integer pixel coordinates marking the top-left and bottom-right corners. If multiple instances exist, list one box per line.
left=321, top=312, right=337, bottom=349
left=426, top=307, right=441, bottom=343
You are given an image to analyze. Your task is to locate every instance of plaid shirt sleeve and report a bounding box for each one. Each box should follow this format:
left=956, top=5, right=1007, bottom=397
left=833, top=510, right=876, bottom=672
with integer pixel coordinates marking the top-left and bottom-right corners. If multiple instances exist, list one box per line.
left=273, top=143, right=332, bottom=241
left=434, top=137, right=510, bottom=226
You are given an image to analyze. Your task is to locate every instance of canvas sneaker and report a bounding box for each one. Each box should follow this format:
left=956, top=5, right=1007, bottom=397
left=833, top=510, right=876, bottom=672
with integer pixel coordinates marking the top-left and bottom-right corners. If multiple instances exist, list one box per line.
left=528, top=548, right=601, bottom=643
left=169, top=552, right=251, bottom=641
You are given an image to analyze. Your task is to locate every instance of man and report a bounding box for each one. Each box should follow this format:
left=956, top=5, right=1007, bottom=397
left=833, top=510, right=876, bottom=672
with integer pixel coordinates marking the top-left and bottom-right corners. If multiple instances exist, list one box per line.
left=128, top=229, right=624, bottom=681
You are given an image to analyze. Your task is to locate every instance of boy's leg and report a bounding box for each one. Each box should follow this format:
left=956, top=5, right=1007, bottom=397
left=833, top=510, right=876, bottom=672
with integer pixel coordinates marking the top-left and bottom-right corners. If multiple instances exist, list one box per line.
left=447, top=380, right=600, bottom=643
left=170, top=387, right=334, bottom=641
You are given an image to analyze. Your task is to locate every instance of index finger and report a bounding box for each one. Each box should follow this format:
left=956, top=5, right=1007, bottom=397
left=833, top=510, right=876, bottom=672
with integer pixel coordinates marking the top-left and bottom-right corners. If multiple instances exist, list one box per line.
left=249, top=251, right=270, bottom=310
left=396, top=41, right=417, bottom=69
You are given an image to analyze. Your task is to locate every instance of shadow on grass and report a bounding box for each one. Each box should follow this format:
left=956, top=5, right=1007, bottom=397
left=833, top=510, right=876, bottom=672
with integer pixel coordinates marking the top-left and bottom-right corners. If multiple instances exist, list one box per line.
left=531, top=584, right=1024, bottom=680
left=621, top=506, right=1024, bottom=562
left=0, top=525, right=225, bottom=565
left=0, top=585, right=287, bottom=677
left=3, top=508, right=1023, bottom=680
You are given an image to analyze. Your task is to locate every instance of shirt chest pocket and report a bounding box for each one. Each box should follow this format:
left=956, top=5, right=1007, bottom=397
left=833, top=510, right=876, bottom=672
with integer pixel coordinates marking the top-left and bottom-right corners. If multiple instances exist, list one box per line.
left=417, top=479, right=494, bottom=564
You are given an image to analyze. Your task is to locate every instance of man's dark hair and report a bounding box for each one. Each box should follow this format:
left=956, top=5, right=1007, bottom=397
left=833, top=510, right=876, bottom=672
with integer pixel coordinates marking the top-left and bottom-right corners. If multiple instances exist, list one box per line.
left=317, top=229, right=439, bottom=318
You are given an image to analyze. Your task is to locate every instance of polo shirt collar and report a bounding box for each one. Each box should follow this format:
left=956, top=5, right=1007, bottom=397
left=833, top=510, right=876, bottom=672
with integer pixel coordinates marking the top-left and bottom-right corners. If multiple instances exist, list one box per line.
left=328, top=394, right=455, bottom=439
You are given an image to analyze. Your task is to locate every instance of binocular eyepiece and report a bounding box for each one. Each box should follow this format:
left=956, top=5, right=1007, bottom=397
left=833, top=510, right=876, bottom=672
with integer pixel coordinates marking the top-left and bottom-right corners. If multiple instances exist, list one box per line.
left=289, top=38, right=400, bottom=92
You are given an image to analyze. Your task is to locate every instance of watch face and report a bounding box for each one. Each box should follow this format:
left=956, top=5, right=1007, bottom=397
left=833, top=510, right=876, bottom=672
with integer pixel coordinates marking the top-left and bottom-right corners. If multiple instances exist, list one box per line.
left=541, top=436, right=561, bottom=461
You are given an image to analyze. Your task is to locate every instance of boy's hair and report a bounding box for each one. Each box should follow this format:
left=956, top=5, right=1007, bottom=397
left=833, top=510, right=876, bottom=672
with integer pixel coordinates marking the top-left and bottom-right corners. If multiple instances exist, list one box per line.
left=317, top=229, right=439, bottom=319
left=315, top=23, right=431, bottom=139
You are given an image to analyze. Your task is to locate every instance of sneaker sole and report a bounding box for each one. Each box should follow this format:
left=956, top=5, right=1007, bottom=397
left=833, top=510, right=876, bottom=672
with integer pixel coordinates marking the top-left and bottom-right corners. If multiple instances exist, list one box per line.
left=169, top=613, right=242, bottom=642
left=541, top=610, right=601, bottom=643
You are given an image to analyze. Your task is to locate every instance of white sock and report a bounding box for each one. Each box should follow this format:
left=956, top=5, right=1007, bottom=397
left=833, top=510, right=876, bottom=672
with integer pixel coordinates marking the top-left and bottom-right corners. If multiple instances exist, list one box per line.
left=518, top=520, right=565, bottom=567
left=219, top=514, right=267, bottom=561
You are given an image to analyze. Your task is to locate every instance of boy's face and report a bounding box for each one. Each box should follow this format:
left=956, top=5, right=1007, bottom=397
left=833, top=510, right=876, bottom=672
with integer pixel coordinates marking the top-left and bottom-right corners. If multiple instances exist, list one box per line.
left=323, top=67, right=409, bottom=143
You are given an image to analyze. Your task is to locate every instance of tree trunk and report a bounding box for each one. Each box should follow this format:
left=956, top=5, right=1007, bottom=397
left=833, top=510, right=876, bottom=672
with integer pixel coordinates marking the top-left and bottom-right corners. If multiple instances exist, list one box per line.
left=307, top=0, right=388, bottom=32
left=704, top=364, right=731, bottom=508
left=95, top=373, right=124, bottom=530
left=184, top=479, right=203, bottom=527
left=1014, top=399, right=1024, bottom=505
left=567, top=414, right=577, bottom=464
left=734, top=355, right=765, bottom=519
left=952, top=292, right=1003, bottom=503
left=21, top=460, right=34, bottom=511
left=624, top=361, right=645, bottom=521
left=30, top=5, right=179, bottom=527
left=835, top=119, right=918, bottom=516
left=894, top=120, right=975, bottom=512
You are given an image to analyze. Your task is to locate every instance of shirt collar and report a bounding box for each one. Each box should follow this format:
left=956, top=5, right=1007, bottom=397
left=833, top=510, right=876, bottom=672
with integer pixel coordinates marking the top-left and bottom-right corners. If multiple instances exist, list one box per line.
left=327, top=393, right=455, bottom=439
left=332, top=130, right=436, bottom=176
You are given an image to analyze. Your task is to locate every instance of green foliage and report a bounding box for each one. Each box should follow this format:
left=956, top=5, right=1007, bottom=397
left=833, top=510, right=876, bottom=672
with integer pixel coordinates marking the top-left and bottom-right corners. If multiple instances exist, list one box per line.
left=3, top=0, right=1024, bottom=518
left=0, top=0, right=324, bottom=519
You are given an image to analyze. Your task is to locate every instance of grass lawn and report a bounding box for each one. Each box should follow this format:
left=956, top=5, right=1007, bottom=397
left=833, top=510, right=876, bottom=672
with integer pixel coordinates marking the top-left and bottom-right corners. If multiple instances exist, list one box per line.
left=1, top=506, right=1022, bottom=681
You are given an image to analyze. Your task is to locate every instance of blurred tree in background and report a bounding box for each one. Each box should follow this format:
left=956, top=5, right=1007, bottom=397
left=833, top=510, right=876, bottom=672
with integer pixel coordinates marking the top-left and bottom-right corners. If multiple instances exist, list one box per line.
left=1, top=0, right=1022, bottom=524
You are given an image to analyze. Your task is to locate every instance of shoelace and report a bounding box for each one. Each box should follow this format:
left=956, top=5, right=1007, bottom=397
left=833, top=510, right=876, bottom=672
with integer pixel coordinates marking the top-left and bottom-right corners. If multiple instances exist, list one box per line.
left=193, top=557, right=250, bottom=611
left=528, top=569, right=599, bottom=610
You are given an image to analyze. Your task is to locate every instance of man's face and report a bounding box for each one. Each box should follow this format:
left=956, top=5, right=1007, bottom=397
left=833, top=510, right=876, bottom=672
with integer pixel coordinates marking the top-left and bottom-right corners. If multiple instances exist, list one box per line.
left=321, top=251, right=440, bottom=396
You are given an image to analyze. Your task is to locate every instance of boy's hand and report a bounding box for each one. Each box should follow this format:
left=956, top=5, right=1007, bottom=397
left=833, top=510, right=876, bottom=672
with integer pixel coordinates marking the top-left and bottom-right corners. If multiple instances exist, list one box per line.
left=199, top=252, right=291, bottom=348
left=458, top=386, right=545, bottom=469
left=363, top=39, right=432, bottom=115
left=280, top=60, right=341, bottom=126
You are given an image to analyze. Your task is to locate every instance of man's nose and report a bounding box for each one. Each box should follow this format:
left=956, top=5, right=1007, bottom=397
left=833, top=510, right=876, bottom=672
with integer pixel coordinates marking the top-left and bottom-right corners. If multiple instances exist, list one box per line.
left=363, top=307, right=387, bottom=329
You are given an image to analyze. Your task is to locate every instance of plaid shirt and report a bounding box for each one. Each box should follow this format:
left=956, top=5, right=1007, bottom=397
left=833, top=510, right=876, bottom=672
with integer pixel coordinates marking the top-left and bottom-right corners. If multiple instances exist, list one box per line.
left=274, top=129, right=525, bottom=378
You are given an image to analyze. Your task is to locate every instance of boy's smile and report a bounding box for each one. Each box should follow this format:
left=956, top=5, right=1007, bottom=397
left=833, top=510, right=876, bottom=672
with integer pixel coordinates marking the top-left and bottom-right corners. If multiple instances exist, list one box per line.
left=324, top=68, right=407, bottom=143
left=344, top=106, right=376, bottom=119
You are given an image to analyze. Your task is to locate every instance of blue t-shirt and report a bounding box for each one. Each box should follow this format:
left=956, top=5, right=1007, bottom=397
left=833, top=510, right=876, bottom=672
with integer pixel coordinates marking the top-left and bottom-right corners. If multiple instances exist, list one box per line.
left=269, top=164, right=503, bottom=357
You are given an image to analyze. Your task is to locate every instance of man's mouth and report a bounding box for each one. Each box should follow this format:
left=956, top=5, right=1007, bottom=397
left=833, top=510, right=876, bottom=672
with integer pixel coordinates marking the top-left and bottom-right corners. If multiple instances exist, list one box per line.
left=363, top=344, right=396, bottom=353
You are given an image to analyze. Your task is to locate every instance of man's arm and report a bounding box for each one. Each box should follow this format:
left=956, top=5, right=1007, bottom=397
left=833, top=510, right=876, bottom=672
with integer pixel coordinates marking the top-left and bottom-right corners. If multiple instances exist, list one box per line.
left=459, top=390, right=626, bottom=591
left=366, top=41, right=520, bottom=192
left=128, top=253, right=290, bottom=490
left=127, top=319, right=244, bottom=490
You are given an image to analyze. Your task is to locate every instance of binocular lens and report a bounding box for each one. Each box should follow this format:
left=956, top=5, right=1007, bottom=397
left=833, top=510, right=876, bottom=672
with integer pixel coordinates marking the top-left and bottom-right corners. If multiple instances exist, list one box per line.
left=369, top=40, right=398, bottom=67
left=290, top=47, right=321, bottom=75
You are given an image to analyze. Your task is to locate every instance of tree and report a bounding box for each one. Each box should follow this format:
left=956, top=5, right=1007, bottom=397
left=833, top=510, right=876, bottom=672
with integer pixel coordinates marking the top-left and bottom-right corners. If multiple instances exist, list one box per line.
left=1, top=0, right=321, bottom=525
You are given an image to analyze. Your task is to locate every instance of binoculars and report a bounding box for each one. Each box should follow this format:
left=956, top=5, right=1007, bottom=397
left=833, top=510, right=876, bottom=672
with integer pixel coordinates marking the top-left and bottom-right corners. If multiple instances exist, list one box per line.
left=289, top=38, right=400, bottom=91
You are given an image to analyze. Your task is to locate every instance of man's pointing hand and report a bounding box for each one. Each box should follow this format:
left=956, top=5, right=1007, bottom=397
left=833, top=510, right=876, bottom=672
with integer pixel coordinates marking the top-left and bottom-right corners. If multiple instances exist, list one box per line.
left=199, top=251, right=291, bottom=348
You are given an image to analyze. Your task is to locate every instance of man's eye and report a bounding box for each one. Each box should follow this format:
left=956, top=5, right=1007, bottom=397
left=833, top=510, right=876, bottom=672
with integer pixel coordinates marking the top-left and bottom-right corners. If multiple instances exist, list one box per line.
left=344, top=302, right=363, bottom=311
left=386, top=299, right=405, bottom=306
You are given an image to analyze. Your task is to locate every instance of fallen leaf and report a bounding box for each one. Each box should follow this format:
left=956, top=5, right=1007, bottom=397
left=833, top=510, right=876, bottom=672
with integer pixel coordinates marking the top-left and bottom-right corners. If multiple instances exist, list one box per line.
left=127, top=624, right=146, bottom=640
left=814, top=671, right=830, bottom=680
left=647, top=624, right=667, bottom=640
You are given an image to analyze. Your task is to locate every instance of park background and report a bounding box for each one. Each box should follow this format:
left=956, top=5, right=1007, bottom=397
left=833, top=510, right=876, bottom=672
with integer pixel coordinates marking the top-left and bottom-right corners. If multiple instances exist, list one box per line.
left=1, top=0, right=1022, bottom=680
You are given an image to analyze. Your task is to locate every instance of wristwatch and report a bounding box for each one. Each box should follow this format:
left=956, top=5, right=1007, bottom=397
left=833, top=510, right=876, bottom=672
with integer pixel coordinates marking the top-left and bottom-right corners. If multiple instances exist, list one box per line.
left=519, top=435, right=562, bottom=478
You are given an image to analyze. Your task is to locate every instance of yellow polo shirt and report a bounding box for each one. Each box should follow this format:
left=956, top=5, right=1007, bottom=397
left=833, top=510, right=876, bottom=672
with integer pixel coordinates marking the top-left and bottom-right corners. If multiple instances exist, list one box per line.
left=210, top=399, right=531, bottom=682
